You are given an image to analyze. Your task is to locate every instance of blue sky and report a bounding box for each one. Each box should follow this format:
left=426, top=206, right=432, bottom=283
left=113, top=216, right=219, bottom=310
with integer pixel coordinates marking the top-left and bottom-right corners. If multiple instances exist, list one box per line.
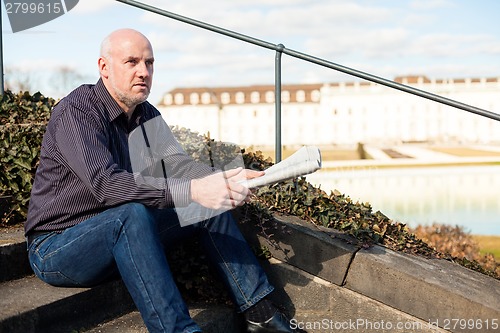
left=2, top=0, right=500, bottom=104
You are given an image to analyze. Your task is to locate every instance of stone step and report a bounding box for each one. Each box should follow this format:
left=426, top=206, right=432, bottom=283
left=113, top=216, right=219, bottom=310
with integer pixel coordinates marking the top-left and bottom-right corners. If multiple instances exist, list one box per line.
left=83, top=311, right=148, bottom=333
left=0, top=229, right=244, bottom=333
left=261, top=257, right=450, bottom=333
left=0, top=226, right=31, bottom=282
left=0, top=273, right=242, bottom=333
left=0, top=221, right=446, bottom=333
left=5, top=213, right=499, bottom=333
left=84, top=306, right=245, bottom=333
left=0, top=275, right=134, bottom=333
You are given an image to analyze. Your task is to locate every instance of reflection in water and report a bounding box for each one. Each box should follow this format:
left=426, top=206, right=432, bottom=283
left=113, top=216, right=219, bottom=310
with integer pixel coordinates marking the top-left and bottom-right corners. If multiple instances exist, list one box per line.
left=306, top=166, right=500, bottom=235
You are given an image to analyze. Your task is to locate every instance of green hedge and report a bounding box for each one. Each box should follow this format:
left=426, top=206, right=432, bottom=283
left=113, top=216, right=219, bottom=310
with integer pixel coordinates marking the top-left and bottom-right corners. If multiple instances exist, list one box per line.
left=0, top=91, right=55, bottom=225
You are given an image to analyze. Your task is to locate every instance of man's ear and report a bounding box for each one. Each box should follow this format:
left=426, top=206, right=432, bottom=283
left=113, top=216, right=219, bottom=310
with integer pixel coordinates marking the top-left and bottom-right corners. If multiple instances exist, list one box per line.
left=98, top=57, right=109, bottom=78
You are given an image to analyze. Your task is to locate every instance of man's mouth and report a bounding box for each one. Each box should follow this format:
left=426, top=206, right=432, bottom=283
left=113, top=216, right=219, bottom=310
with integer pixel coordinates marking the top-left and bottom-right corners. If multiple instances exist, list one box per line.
left=133, top=82, right=149, bottom=89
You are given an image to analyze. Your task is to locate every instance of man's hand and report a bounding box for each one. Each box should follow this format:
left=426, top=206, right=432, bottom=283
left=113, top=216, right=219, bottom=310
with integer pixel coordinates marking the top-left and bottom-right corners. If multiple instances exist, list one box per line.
left=190, top=168, right=264, bottom=210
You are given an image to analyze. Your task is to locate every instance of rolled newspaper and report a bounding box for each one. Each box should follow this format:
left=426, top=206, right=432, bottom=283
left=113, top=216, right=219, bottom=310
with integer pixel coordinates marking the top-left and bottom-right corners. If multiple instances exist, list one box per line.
left=241, top=145, right=322, bottom=188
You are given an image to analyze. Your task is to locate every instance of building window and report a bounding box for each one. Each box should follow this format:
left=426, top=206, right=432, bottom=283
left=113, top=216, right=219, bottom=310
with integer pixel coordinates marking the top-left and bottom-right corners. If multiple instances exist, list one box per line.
left=190, top=92, right=199, bottom=105
left=282, top=91, right=290, bottom=103
left=201, top=92, right=211, bottom=104
left=296, top=90, right=306, bottom=102
left=174, top=93, right=184, bottom=105
left=265, top=91, right=274, bottom=103
left=163, top=94, right=173, bottom=105
left=221, top=92, right=230, bottom=104
left=311, top=90, right=320, bottom=102
left=251, top=91, right=260, bottom=103
left=235, top=92, right=245, bottom=104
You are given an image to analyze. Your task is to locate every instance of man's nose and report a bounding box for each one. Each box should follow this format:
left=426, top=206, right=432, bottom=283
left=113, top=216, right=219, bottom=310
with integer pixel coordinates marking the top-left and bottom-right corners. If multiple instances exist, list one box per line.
left=137, top=62, right=151, bottom=77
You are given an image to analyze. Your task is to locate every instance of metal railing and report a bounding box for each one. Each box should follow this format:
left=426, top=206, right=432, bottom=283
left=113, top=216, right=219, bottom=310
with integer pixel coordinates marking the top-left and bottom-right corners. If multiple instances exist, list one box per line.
left=117, top=0, right=500, bottom=162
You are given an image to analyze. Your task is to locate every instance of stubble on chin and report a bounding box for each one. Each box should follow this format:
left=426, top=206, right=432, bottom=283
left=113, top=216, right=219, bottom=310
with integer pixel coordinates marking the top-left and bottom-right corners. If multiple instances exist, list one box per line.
left=114, top=86, right=150, bottom=110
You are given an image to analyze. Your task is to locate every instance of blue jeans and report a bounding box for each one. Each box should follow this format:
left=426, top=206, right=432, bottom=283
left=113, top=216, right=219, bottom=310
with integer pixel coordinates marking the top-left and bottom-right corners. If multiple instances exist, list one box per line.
left=27, top=203, right=274, bottom=333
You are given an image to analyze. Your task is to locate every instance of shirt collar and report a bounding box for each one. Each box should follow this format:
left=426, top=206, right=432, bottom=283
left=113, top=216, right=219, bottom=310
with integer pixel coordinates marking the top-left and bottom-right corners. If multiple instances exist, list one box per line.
left=94, top=78, right=125, bottom=122
left=94, top=78, right=146, bottom=123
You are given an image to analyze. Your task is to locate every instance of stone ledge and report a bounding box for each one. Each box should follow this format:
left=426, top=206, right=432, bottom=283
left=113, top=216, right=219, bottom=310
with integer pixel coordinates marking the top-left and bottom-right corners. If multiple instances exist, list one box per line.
left=237, top=210, right=360, bottom=286
left=346, top=245, right=500, bottom=333
left=262, top=257, right=449, bottom=333
left=239, top=212, right=500, bottom=333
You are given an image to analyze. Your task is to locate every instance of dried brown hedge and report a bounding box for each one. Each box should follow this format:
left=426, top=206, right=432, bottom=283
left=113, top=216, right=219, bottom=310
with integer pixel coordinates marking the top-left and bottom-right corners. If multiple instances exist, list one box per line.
left=412, top=224, right=500, bottom=279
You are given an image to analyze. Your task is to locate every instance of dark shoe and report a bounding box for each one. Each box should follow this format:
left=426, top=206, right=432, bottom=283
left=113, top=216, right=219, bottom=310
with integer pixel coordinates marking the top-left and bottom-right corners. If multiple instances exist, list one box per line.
left=246, top=310, right=305, bottom=332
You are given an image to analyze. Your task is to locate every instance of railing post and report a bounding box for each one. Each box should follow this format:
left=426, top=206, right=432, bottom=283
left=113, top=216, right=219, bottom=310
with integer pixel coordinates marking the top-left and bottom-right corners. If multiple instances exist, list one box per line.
left=275, top=44, right=284, bottom=163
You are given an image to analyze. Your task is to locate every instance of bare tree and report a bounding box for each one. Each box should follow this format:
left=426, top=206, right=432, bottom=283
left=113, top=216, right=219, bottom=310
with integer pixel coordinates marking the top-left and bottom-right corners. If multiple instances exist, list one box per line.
left=4, top=67, right=40, bottom=93
left=4, top=66, right=94, bottom=97
left=50, top=66, right=87, bottom=95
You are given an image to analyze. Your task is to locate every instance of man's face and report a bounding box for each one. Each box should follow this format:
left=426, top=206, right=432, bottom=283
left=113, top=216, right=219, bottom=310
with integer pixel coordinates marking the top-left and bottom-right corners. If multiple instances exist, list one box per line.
left=100, top=33, right=154, bottom=112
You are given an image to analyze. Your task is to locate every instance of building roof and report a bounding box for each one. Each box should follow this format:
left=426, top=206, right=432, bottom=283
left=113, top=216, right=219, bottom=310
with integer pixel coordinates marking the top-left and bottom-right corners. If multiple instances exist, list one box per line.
left=160, top=75, right=500, bottom=107
left=161, top=83, right=324, bottom=106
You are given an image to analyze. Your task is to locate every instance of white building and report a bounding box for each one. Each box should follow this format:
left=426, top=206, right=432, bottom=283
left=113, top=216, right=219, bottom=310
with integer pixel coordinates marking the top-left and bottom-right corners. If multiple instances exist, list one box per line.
left=157, top=75, right=500, bottom=148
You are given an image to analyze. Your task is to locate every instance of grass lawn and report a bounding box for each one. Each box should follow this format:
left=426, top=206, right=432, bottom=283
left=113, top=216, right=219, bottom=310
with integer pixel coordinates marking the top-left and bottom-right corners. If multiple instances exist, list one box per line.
left=250, top=147, right=360, bottom=163
left=430, top=146, right=500, bottom=157
left=472, top=235, right=500, bottom=260
left=252, top=145, right=500, bottom=164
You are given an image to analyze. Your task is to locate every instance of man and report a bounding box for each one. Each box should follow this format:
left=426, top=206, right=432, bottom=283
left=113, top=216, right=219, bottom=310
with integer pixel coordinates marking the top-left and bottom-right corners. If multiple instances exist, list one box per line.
left=25, top=29, right=303, bottom=333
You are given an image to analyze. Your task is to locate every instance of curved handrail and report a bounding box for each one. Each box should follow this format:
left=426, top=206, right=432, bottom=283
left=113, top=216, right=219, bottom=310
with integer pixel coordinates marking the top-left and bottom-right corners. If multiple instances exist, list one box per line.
left=116, top=0, right=500, bottom=161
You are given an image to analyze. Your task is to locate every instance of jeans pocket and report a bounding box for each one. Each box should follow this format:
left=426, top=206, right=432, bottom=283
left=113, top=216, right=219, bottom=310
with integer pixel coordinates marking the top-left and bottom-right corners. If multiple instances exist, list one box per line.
left=31, top=260, right=82, bottom=287
left=29, top=232, right=57, bottom=257
left=28, top=233, right=83, bottom=287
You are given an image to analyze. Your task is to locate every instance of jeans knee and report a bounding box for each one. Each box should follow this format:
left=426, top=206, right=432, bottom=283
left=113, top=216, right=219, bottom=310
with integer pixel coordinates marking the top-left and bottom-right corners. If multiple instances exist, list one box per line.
left=124, top=202, right=149, bottom=216
left=201, top=211, right=237, bottom=233
left=119, top=203, right=155, bottom=232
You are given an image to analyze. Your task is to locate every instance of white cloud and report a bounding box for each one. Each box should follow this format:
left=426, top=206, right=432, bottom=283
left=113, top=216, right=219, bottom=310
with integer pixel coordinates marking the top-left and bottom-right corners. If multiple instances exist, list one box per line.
left=302, top=26, right=410, bottom=60
left=409, top=0, right=454, bottom=10
left=402, top=12, right=436, bottom=26
left=410, top=33, right=500, bottom=58
left=140, top=1, right=392, bottom=40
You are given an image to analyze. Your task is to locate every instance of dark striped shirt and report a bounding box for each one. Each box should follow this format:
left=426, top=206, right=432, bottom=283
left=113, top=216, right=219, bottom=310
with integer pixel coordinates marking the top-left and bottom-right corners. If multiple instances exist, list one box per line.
left=25, top=79, right=213, bottom=235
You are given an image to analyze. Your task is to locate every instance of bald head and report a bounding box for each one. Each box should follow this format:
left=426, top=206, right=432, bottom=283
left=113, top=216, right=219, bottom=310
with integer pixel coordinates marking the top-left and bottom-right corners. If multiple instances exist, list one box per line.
left=100, top=29, right=152, bottom=59
left=98, top=29, right=154, bottom=115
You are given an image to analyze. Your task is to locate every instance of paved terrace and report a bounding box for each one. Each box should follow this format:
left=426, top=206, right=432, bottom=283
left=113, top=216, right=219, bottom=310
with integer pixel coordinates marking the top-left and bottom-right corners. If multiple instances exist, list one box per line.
left=322, top=144, right=500, bottom=169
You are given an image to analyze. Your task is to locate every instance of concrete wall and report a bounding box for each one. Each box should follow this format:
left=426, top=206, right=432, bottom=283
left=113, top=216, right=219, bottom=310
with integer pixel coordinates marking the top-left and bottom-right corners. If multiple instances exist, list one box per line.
left=236, top=210, right=500, bottom=333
